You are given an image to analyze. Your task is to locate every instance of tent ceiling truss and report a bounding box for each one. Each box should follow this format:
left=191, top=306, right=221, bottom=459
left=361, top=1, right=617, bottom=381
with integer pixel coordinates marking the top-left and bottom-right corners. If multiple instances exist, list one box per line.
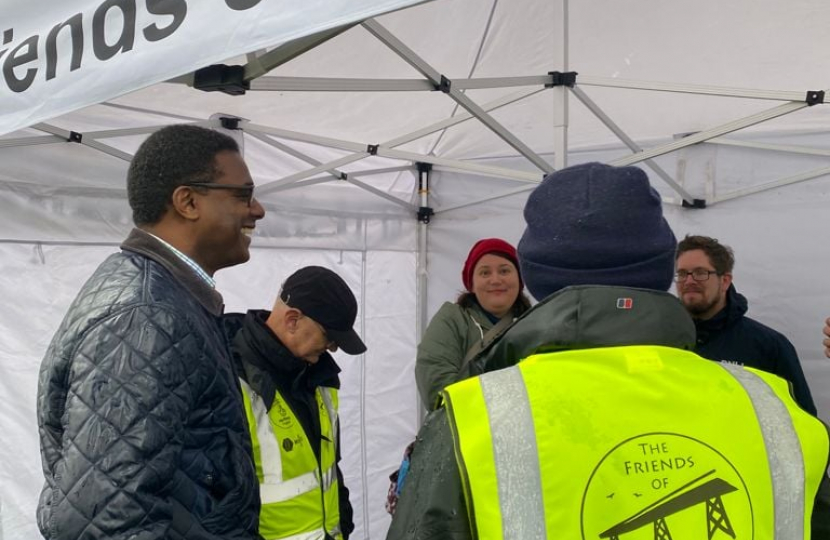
left=10, top=17, right=829, bottom=213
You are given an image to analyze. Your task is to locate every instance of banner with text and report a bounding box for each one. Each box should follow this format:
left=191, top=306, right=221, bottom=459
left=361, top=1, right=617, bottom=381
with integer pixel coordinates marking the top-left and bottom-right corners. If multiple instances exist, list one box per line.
left=0, top=0, right=427, bottom=136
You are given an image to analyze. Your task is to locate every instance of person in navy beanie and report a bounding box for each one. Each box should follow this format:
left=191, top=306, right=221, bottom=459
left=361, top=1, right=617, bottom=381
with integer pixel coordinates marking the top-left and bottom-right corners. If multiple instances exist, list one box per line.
left=386, top=160, right=830, bottom=540
left=518, top=161, right=677, bottom=301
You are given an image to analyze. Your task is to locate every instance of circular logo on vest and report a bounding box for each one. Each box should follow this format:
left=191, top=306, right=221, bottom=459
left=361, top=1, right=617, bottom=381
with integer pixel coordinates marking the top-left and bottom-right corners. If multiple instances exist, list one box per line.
left=580, top=432, right=752, bottom=540
left=282, top=437, right=294, bottom=452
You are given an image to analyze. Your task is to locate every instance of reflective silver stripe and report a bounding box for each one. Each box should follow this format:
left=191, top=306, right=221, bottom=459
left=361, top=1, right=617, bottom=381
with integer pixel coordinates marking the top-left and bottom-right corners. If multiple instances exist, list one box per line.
left=319, top=387, right=338, bottom=444
left=479, top=367, right=546, bottom=540
left=260, top=470, right=320, bottom=504
left=240, top=380, right=284, bottom=483
left=720, top=363, right=805, bottom=538
left=321, top=463, right=337, bottom=492
left=274, top=527, right=326, bottom=540
left=317, top=388, right=339, bottom=494
left=256, top=522, right=337, bottom=539
left=241, top=380, right=322, bottom=505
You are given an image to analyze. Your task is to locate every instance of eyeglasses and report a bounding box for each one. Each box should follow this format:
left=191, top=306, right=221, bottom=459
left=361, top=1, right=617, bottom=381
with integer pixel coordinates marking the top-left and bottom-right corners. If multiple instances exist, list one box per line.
left=308, top=316, right=337, bottom=351
left=674, top=269, right=719, bottom=282
left=184, top=182, right=255, bottom=206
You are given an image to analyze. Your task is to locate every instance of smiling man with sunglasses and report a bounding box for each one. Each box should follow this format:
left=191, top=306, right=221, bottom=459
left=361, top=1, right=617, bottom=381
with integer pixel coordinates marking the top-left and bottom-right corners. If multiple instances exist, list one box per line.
left=36, top=124, right=266, bottom=540
left=223, top=266, right=366, bottom=540
left=675, top=234, right=816, bottom=415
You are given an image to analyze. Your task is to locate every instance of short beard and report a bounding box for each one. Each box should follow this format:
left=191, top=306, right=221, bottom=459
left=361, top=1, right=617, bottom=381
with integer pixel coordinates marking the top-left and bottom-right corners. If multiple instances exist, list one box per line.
left=683, top=296, right=721, bottom=319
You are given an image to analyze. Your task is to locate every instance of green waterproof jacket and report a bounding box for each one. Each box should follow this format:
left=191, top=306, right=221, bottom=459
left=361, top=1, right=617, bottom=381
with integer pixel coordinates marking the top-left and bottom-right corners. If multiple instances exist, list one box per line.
left=415, top=301, right=496, bottom=410
left=386, top=285, right=830, bottom=540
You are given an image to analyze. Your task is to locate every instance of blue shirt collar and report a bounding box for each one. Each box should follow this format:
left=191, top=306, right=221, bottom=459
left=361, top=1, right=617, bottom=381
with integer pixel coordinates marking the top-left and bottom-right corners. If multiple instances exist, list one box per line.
left=146, top=233, right=215, bottom=289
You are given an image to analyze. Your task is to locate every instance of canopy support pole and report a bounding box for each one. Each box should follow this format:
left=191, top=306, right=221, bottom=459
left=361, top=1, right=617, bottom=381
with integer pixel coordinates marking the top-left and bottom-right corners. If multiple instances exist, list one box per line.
left=570, top=86, right=695, bottom=203
left=415, top=162, right=432, bottom=419
left=610, top=101, right=809, bottom=167
left=246, top=131, right=418, bottom=210
left=552, top=0, right=569, bottom=170
left=362, top=19, right=553, bottom=173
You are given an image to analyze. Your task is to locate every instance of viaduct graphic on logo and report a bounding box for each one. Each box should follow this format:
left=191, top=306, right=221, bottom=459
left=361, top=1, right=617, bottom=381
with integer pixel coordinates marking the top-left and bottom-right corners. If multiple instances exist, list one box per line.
left=581, top=433, right=752, bottom=540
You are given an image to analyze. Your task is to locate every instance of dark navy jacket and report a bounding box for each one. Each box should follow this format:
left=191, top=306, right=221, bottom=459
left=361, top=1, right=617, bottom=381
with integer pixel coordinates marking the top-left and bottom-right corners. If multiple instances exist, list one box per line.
left=37, top=229, right=260, bottom=540
left=694, top=284, right=817, bottom=415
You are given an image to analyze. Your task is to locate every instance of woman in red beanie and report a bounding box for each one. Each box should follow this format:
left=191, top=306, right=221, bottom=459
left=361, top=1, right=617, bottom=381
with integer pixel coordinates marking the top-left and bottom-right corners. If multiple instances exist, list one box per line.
left=415, top=238, right=531, bottom=410
left=386, top=238, right=531, bottom=516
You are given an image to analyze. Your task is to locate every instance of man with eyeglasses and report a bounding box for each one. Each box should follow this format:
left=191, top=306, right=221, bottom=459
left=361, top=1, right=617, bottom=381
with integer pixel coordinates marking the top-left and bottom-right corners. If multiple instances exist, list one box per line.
left=675, top=234, right=816, bottom=414
left=36, top=125, right=266, bottom=539
left=223, top=266, right=365, bottom=540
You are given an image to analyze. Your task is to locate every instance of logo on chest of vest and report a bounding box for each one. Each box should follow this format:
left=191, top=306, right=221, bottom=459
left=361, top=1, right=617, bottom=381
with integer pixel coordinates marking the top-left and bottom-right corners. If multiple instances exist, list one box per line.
left=282, top=435, right=304, bottom=452
left=273, top=395, right=295, bottom=429
left=581, top=433, right=752, bottom=540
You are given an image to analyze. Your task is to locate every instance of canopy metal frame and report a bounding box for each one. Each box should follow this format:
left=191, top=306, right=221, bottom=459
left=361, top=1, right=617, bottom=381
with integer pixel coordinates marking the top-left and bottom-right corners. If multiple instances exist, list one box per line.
left=16, top=2, right=827, bottom=213
left=19, top=72, right=828, bottom=211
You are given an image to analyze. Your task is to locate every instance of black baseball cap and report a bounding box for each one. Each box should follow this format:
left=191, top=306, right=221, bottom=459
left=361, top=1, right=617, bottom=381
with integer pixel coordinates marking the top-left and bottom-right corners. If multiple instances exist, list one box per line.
left=280, top=266, right=367, bottom=355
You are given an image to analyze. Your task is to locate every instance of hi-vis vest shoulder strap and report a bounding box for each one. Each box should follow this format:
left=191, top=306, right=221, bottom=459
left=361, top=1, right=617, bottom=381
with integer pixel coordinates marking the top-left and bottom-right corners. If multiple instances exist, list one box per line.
left=240, top=380, right=342, bottom=540
left=443, top=345, right=829, bottom=540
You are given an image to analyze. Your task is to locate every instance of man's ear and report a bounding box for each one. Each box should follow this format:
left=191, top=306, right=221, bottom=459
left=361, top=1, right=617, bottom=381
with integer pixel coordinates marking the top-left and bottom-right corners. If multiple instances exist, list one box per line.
left=721, top=272, right=733, bottom=290
left=170, top=185, right=200, bottom=221
left=284, top=308, right=301, bottom=333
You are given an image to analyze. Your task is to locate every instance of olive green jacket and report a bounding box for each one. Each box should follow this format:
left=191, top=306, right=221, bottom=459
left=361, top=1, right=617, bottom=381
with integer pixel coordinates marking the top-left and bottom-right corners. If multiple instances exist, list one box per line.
left=415, top=301, right=496, bottom=410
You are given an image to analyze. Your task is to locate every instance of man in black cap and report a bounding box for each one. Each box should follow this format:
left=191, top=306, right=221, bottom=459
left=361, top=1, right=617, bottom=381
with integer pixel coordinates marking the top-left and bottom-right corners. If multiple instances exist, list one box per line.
left=224, top=266, right=366, bottom=540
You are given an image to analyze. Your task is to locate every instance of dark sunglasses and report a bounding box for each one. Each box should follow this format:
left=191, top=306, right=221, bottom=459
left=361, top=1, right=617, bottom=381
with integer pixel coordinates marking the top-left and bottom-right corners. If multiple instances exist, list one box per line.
left=184, top=182, right=255, bottom=206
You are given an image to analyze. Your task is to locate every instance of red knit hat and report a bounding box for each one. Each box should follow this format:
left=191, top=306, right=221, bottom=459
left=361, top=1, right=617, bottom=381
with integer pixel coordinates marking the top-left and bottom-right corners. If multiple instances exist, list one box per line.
left=462, top=238, right=522, bottom=291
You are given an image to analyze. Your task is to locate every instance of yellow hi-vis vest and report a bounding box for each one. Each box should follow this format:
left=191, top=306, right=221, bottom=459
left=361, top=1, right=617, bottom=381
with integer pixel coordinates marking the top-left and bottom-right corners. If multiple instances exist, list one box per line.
left=240, top=380, right=342, bottom=540
left=443, top=345, right=829, bottom=540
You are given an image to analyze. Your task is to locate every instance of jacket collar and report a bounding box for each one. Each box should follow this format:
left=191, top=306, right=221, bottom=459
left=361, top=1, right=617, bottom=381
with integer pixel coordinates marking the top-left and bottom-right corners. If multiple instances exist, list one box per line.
left=695, top=284, right=748, bottom=332
left=120, top=228, right=224, bottom=316
left=478, top=285, right=696, bottom=373
left=228, top=310, right=341, bottom=408
left=467, top=298, right=498, bottom=329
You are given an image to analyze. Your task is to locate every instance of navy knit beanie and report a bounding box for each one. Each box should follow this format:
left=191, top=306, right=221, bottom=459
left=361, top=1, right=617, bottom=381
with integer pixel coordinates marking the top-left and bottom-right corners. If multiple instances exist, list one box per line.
left=518, top=162, right=677, bottom=300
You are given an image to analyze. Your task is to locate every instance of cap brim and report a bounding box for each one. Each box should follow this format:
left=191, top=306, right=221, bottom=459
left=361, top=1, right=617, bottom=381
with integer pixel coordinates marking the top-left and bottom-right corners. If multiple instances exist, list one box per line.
left=326, top=327, right=367, bottom=355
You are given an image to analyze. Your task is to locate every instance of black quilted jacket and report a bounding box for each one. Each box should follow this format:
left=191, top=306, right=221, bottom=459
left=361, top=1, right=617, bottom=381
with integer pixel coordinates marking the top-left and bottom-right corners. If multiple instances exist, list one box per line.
left=36, top=229, right=260, bottom=540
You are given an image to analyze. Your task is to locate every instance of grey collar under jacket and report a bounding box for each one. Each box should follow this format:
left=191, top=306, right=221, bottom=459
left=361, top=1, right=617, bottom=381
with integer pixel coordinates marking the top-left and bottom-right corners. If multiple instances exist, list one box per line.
left=121, top=227, right=224, bottom=316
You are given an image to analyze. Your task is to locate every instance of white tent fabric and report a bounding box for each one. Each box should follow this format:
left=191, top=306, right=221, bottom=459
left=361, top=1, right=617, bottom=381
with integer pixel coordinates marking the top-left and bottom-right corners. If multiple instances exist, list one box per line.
left=3, top=0, right=830, bottom=538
